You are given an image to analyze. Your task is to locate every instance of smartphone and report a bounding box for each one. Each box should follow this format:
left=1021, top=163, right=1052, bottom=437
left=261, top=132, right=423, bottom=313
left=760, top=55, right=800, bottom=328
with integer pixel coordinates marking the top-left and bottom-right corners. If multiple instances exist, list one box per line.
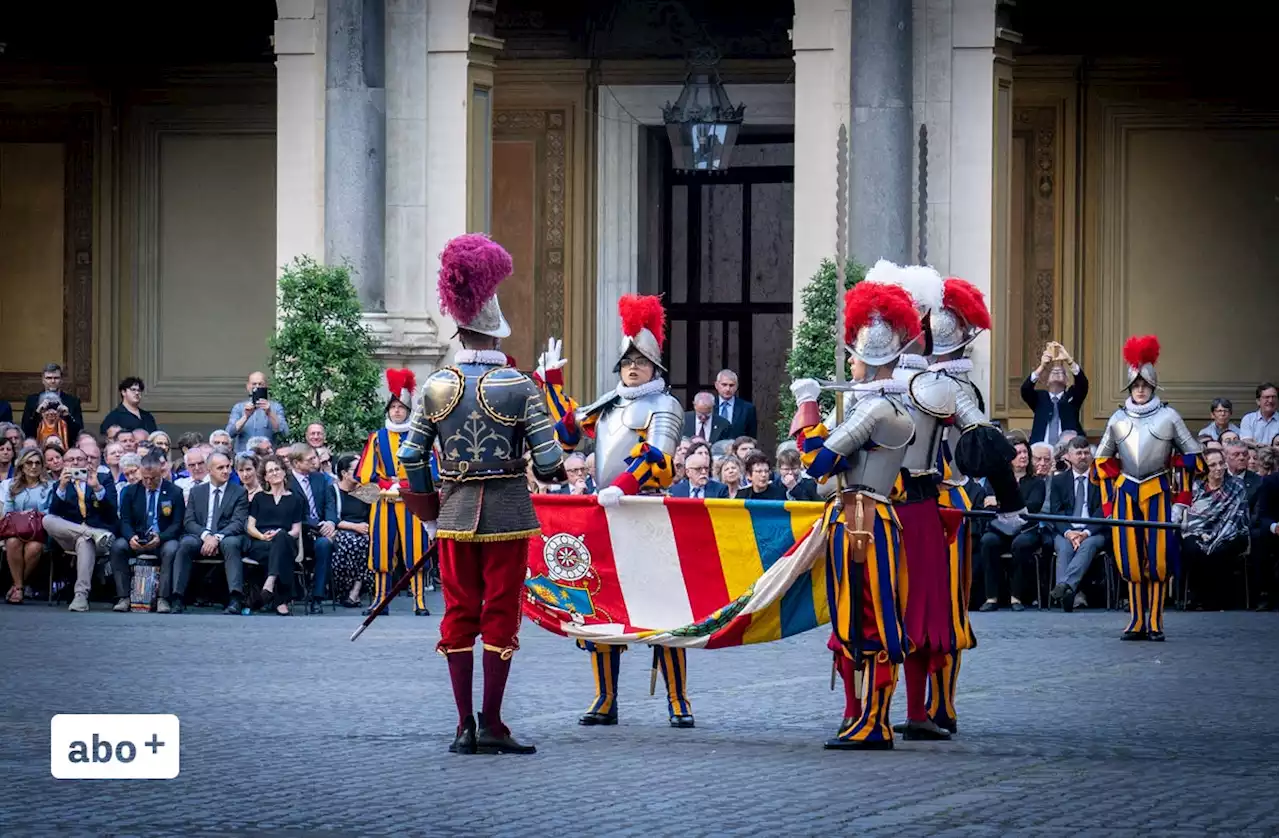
left=251, top=386, right=269, bottom=402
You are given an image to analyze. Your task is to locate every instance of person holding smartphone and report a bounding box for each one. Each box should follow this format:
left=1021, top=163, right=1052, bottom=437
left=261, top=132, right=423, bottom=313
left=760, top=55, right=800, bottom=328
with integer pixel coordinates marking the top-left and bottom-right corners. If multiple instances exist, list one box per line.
left=226, top=371, right=289, bottom=454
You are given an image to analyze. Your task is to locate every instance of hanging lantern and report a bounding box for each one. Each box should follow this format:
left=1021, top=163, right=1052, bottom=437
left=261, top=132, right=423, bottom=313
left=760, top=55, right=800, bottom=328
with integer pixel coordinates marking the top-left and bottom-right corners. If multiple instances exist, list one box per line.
left=662, top=48, right=746, bottom=172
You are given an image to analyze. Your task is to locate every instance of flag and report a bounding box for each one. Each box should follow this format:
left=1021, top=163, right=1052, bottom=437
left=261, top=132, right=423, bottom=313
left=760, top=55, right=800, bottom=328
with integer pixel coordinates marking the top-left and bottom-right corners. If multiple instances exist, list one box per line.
left=523, top=494, right=830, bottom=648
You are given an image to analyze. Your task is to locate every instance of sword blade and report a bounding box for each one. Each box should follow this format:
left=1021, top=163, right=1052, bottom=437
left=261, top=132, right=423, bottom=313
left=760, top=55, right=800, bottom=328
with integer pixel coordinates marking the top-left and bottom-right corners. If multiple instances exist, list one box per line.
left=962, top=509, right=1182, bottom=532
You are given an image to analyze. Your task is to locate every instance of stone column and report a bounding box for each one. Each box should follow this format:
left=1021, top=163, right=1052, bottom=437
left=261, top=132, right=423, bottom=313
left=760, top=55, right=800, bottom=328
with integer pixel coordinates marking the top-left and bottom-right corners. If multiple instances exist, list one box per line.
left=324, top=0, right=386, bottom=311
left=849, top=0, right=913, bottom=266
left=791, top=0, right=851, bottom=322
left=274, top=0, right=326, bottom=272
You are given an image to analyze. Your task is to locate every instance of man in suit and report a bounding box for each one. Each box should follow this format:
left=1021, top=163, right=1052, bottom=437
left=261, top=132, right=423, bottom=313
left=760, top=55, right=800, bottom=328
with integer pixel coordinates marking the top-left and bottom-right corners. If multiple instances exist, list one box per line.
left=667, top=449, right=729, bottom=499
left=1020, top=343, right=1088, bottom=445
left=550, top=452, right=596, bottom=495
left=109, top=449, right=186, bottom=613
left=714, top=369, right=757, bottom=439
left=287, top=442, right=337, bottom=614
left=683, top=391, right=731, bottom=443
left=1048, top=436, right=1107, bottom=612
left=1223, top=440, right=1262, bottom=505
left=43, top=446, right=118, bottom=612
left=20, top=363, right=84, bottom=439
left=175, top=451, right=249, bottom=614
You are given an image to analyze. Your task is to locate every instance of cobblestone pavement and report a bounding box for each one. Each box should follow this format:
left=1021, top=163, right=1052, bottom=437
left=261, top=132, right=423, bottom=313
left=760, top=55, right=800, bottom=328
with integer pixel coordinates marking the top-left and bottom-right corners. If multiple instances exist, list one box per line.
left=1, top=598, right=1275, bottom=837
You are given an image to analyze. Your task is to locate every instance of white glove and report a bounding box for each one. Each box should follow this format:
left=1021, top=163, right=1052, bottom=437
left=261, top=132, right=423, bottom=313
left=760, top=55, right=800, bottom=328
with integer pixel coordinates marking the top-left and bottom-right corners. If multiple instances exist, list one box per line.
left=596, top=486, right=624, bottom=507
left=535, top=337, right=567, bottom=380
left=790, top=378, right=821, bottom=405
left=1171, top=503, right=1188, bottom=527
left=424, top=520, right=438, bottom=541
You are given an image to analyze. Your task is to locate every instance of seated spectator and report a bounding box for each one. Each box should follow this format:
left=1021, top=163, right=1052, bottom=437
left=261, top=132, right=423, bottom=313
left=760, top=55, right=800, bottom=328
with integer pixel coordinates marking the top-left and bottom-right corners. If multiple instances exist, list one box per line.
left=737, top=452, right=787, bottom=500
left=226, top=371, right=290, bottom=453
left=1048, top=436, right=1107, bottom=611
left=732, top=436, right=758, bottom=462
left=551, top=453, right=596, bottom=495
left=330, top=453, right=373, bottom=608
left=176, top=451, right=250, bottom=615
left=1257, top=447, right=1276, bottom=477
left=109, top=450, right=185, bottom=613
left=305, top=423, right=333, bottom=474
left=715, top=454, right=745, bottom=497
left=246, top=455, right=302, bottom=616
left=0, top=436, right=15, bottom=481
left=174, top=448, right=209, bottom=500
left=1220, top=429, right=1241, bottom=445
left=3, top=448, right=54, bottom=603
left=99, top=377, right=157, bottom=435
left=1183, top=449, right=1251, bottom=610
left=1240, top=383, right=1278, bottom=444
left=669, top=449, right=728, bottom=499
left=174, top=431, right=204, bottom=465
left=977, top=440, right=1047, bottom=611
left=1223, top=440, right=1262, bottom=505
left=43, top=447, right=117, bottom=612
left=0, top=422, right=21, bottom=454
left=776, top=448, right=819, bottom=501
left=116, top=453, right=142, bottom=504
left=149, top=431, right=172, bottom=458
left=235, top=453, right=263, bottom=499
left=43, top=446, right=64, bottom=480
left=287, top=443, right=336, bottom=614
left=246, top=436, right=273, bottom=459
left=1199, top=398, right=1241, bottom=441
left=33, top=396, right=81, bottom=450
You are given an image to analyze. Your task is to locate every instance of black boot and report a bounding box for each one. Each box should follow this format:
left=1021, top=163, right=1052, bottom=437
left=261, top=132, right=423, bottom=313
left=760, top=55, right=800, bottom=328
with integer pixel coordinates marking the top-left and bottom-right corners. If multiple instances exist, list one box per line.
left=902, top=719, right=952, bottom=741
left=307, top=598, right=324, bottom=615
left=1147, top=630, right=1165, bottom=642
left=476, top=712, right=536, bottom=755
left=1120, top=630, right=1148, bottom=641
left=449, top=715, right=477, bottom=755
left=169, top=594, right=186, bottom=615
left=669, top=715, right=695, bottom=728
left=578, top=710, right=618, bottom=726
left=224, top=594, right=245, bottom=615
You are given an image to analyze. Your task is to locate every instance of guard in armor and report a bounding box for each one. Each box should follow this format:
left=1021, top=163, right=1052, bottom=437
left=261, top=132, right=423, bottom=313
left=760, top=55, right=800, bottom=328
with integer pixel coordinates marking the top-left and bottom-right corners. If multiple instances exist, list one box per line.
left=533, top=295, right=690, bottom=727
left=1093, top=336, right=1204, bottom=641
left=919, top=276, right=1001, bottom=734
left=880, top=262, right=1022, bottom=742
left=355, top=368, right=432, bottom=616
left=398, top=233, right=566, bottom=755
left=789, top=278, right=918, bottom=750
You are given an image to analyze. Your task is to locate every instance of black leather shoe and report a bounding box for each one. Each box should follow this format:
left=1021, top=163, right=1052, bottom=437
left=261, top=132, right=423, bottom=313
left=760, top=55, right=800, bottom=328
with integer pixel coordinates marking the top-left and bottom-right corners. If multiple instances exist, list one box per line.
left=307, top=599, right=324, bottom=615
left=1061, top=586, right=1075, bottom=613
left=902, top=719, right=952, bottom=741
left=1121, top=630, right=1148, bottom=641
left=1147, top=630, right=1165, bottom=642
left=170, top=595, right=186, bottom=615
left=361, top=604, right=388, bottom=616
left=933, top=716, right=957, bottom=735
left=978, top=600, right=998, bottom=612
left=476, top=713, right=536, bottom=754
left=578, top=710, right=618, bottom=726
left=669, top=715, right=695, bottom=728
left=1049, top=582, right=1071, bottom=604
left=414, top=607, right=431, bottom=616
left=1010, top=601, right=1026, bottom=612
left=892, top=722, right=909, bottom=734
left=449, top=715, right=477, bottom=754
left=824, top=737, right=892, bottom=751
left=223, top=596, right=244, bottom=615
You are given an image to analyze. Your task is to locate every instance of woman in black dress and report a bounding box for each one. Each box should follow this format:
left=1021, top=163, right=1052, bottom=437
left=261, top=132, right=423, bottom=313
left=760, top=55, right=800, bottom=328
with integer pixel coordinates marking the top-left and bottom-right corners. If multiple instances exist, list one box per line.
left=330, top=453, right=373, bottom=607
left=246, top=455, right=303, bottom=615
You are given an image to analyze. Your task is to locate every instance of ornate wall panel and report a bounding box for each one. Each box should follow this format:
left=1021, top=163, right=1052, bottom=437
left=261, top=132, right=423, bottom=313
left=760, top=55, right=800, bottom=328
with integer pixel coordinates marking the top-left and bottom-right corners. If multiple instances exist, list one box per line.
left=0, top=112, right=94, bottom=405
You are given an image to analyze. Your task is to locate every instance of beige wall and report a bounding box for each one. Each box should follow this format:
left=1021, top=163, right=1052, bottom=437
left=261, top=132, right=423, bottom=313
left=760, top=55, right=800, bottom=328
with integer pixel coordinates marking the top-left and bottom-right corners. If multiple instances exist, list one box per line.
left=0, top=143, right=65, bottom=372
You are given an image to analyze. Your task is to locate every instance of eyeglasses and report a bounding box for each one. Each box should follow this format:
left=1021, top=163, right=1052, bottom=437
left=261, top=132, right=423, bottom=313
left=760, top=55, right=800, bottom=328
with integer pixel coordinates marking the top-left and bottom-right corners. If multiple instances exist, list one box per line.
left=685, top=466, right=709, bottom=475
left=619, top=357, right=653, bottom=370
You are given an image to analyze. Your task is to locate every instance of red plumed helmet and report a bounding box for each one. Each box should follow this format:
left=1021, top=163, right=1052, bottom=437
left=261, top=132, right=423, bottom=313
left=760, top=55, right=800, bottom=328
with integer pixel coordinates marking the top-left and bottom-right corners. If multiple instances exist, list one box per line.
left=618, top=294, right=666, bottom=348
left=844, top=281, right=922, bottom=348
left=385, top=368, right=416, bottom=407
left=942, top=277, right=991, bottom=331
left=1122, top=335, right=1160, bottom=369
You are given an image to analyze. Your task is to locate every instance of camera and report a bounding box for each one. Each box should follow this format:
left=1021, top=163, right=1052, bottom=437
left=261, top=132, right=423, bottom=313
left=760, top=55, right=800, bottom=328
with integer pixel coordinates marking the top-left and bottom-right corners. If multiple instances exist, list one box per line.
left=66, top=467, right=89, bottom=480
left=251, top=386, right=269, bottom=402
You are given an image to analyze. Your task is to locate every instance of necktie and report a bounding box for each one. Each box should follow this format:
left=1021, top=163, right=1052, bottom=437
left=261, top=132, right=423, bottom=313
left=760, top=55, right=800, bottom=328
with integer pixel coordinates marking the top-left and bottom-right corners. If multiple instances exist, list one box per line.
left=299, top=476, right=318, bottom=520
left=1075, top=476, right=1087, bottom=519
left=1039, top=477, right=1052, bottom=513
left=75, top=483, right=87, bottom=518
left=699, top=417, right=708, bottom=439
left=1046, top=396, right=1061, bottom=445
left=208, top=487, right=222, bottom=532
left=148, top=490, right=159, bottom=530
left=719, top=401, right=731, bottom=421
left=694, top=487, right=703, bottom=499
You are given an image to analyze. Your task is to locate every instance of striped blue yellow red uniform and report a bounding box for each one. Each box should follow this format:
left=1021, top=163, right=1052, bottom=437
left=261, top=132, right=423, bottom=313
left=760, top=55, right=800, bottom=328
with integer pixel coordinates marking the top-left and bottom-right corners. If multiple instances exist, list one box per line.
left=799, top=419, right=908, bottom=747
left=1093, top=452, right=1204, bottom=635
left=927, top=441, right=976, bottom=730
left=535, top=369, right=685, bottom=718
left=356, top=427, right=431, bottom=611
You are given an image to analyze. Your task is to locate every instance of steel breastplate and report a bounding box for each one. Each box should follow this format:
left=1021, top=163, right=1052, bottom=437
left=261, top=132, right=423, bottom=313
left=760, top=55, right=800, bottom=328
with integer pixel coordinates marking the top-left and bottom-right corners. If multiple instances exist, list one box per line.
left=829, top=394, right=915, bottom=498
left=1111, top=407, right=1178, bottom=480
left=901, top=404, right=943, bottom=475
left=590, top=389, right=681, bottom=489
left=431, top=366, right=528, bottom=468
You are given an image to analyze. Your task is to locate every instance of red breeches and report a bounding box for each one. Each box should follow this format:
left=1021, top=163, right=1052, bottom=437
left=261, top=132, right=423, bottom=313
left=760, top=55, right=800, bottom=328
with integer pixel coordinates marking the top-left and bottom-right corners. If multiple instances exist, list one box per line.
left=437, top=538, right=529, bottom=654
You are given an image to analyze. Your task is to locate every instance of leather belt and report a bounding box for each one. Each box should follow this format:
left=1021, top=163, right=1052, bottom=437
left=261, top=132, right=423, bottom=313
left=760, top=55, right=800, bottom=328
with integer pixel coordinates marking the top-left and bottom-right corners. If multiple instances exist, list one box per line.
left=440, top=458, right=526, bottom=478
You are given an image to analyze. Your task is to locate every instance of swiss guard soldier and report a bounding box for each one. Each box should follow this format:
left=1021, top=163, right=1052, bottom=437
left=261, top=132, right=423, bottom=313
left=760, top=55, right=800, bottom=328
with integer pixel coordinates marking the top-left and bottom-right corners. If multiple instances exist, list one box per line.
left=398, top=233, right=566, bottom=755
left=882, top=262, right=1022, bottom=742
left=355, top=368, right=431, bottom=616
left=1093, top=336, right=1204, bottom=641
left=533, top=295, right=689, bottom=728
left=920, top=276, right=999, bottom=735
left=789, top=276, right=918, bottom=750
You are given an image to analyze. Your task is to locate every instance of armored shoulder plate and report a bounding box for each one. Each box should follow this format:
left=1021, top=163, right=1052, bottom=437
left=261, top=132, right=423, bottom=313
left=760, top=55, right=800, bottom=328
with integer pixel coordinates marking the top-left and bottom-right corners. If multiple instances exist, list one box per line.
left=422, top=367, right=465, bottom=422
left=908, top=371, right=957, bottom=419
left=476, top=366, right=538, bottom=427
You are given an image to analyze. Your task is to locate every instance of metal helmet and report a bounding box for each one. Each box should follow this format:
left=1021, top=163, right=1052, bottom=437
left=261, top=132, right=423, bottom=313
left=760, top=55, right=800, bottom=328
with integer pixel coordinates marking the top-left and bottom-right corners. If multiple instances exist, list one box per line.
left=616, top=294, right=667, bottom=373
left=1121, top=335, right=1161, bottom=393
left=844, top=278, right=923, bottom=369
left=866, top=260, right=942, bottom=356
left=931, top=277, right=992, bottom=356
left=437, top=233, right=513, bottom=339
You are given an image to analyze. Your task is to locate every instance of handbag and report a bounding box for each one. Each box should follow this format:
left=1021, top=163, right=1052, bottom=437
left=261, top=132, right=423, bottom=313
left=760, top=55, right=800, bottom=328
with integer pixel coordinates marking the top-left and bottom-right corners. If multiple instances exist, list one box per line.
left=0, top=509, right=45, bottom=541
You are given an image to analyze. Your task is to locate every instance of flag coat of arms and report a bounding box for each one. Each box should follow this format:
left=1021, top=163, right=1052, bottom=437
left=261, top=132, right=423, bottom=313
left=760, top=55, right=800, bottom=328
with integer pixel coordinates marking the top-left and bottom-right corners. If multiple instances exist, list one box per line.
left=524, top=495, right=830, bottom=648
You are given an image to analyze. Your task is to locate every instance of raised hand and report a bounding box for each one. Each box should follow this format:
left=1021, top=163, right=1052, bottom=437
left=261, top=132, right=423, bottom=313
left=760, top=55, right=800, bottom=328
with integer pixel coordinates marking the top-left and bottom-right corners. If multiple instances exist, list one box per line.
left=536, top=337, right=567, bottom=381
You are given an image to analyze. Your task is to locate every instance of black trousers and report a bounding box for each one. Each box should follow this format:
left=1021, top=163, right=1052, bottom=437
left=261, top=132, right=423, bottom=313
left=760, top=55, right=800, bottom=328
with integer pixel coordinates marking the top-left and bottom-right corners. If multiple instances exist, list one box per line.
left=247, top=535, right=298, bottom=600
left=1182, top=533, right=1249, bottom=610
left=979, top=528, right=1044, bottom=604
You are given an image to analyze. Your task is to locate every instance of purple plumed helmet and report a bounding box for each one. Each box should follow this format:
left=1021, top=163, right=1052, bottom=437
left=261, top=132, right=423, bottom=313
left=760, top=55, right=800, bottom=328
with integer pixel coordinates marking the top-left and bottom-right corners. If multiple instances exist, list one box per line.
left=437, top=233, right=513, bottom=337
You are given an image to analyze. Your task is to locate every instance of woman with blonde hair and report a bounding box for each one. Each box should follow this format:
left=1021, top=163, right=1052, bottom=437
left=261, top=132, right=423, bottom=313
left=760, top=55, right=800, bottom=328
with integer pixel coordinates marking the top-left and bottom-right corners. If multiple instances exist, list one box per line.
left=3, top=448, right=53, bottom=603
